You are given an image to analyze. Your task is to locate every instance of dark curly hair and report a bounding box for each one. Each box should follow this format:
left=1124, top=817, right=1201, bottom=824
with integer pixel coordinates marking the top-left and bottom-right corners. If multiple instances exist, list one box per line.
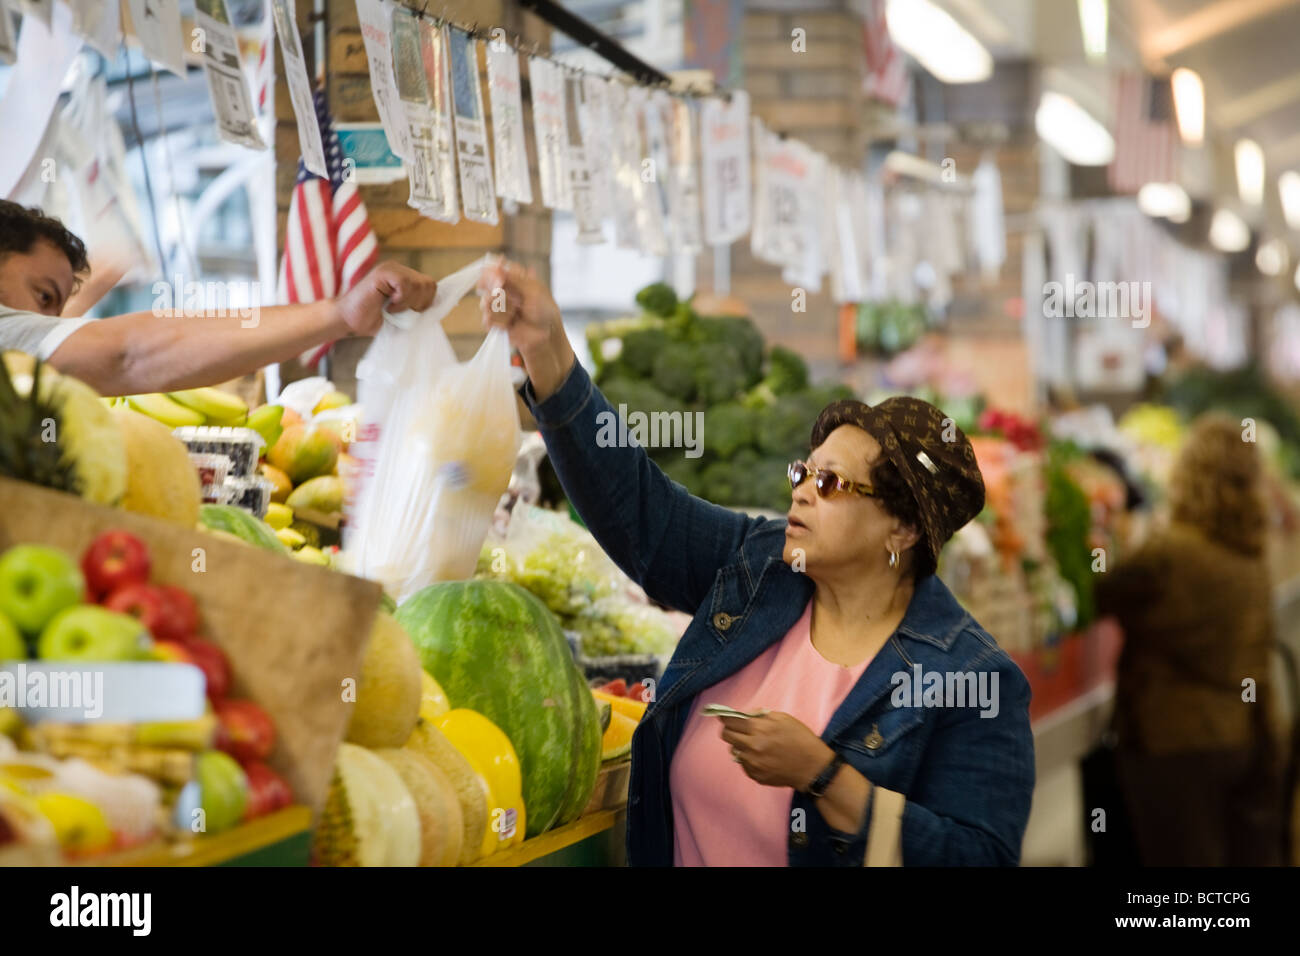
left=0, top=200, right=89, bottom=277
left=868, top=456, right=938, bottom=578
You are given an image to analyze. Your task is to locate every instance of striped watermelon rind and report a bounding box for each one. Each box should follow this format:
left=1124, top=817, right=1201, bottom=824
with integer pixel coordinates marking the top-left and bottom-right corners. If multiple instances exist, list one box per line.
left=395, top=580, right=601, bottom=838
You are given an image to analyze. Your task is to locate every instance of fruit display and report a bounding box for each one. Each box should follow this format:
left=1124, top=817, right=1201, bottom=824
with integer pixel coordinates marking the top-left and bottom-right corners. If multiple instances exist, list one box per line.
left=0, top=529, right=295, bottom=859
left=584, top=284, right=855, bottom=512
left=395, top=579, right=602, bottom=838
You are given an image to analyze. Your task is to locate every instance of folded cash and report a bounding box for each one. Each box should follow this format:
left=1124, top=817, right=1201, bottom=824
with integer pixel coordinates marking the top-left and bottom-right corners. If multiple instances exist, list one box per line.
left=700, top=702, right=769, bottom=720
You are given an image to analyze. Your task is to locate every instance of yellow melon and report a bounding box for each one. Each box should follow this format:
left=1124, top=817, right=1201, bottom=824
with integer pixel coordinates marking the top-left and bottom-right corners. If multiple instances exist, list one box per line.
left=374, top=748, right=463, bottom=867
left=405, top=720, right=490, bottom=865
left=111, top=408, right=201, bottom=526
left=601, top=711, right=637, bottom=762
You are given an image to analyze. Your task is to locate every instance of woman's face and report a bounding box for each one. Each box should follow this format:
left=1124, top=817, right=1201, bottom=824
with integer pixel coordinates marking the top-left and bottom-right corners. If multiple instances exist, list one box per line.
left=782, top=424, right=916, bottom=576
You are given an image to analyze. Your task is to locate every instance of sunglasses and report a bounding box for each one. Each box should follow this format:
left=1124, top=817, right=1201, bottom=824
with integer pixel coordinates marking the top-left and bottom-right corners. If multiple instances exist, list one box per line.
left=788, top=461, right=876, bottom=499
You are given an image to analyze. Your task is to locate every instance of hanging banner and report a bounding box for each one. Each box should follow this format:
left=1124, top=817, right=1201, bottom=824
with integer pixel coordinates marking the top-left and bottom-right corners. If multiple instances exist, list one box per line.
left=0, top=5, right=15, bottom=65
left=484, top=40, right=531, bottom=204
left=390, top=3, right=440, bottom=211
left=416, top=16, right=458, bottom=223
left=196, top=0, right=266, bottom=150
left=447, top=29, right=496, bottom=224
left=270, top=0, right=326, bottom=175
left=125, top=0, right=186, bottom=77
left=19, top=1, right=53, bottom=28
left=529, top=56, right=571, bottom=211
left=667, top=95, right=703, bottom=254
left=565, top=74, right=604, bottom=244
left=751, top=121, right=806, bottom=270
left=577, top=74, right=614, bottom=223
left=69, top=0, right=120, bottom=59
left=782, top=146, right=824, bottom=294
left=355, top=0, right=412, bottom=162
left=827, top=167, right=863, bottom=303
left=699, top=90, right=751, bottom=245
left=629, top=86, right=668, bottom=256
left=641, top=89, right=674, bottom=256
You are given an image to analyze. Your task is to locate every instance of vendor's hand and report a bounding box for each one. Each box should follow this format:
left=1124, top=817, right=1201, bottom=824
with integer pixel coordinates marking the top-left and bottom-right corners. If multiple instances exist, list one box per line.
left=335, top=261, right=437, bottom=336
left=479, top=259, right=574, bottom=400
left=720, top=712, right=835, bottom=790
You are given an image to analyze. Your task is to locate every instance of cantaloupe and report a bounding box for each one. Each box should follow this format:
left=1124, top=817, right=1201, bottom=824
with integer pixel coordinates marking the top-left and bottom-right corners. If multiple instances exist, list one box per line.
left=312, top=743, right=420, bottom=867
left=405, top=719, right=489, bottom=865
left=374, top=748, right=463, bottom=867
left=601, top=711, right=637, bottom=762
left=592, top=689, right=648, bottom=722
left=344, top=612, right=422, bottom=749
left=112, top=408, right=201, bottom=526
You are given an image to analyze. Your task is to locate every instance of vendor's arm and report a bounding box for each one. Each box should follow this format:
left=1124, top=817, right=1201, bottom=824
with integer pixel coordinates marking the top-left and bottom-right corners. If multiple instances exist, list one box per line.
left=481, top=260, right=764, bottom=614
left=46, top=261, right=436, bottom=396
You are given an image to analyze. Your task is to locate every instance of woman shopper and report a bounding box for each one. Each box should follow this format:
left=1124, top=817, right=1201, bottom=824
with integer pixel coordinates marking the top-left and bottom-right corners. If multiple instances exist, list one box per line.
left=481, top=261, right=1034, bottom=866
left=1096, top=413, right=1286, bottom=866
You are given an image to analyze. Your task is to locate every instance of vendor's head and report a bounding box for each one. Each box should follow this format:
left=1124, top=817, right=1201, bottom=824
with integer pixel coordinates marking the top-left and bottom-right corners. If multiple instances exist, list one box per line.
left=783, top=397, right=985, bottom=582
left=0, top=201, right=88, bottom=316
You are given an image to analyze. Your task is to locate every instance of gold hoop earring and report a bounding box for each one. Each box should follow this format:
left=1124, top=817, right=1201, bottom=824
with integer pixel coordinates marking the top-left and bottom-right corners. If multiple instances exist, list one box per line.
left=888, top=550, right=898, bottom=569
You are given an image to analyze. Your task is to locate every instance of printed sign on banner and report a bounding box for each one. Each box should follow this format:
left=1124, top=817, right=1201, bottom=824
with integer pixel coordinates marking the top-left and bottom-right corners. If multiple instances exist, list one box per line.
left=668, top=96, right=703, bottom=254
left=641, top=89, right=674, bottom=256
left=751, top=122, right=807, bottom=269
left=529, top=57, right=571, bottom=211
left=196, top=0, right=266, bottom=150
left=576, top=75, right=613, bottom=221
left=447, top=29, right=496, bottom=225
left=485, top=39, right=531, bottom=204
left=416, top=16, right=459, bottom=223
left=699, top=90, right=751, bottom=245
left=69, top=0, right=120, bottom=58
left=565, top=75, right=603, bottom=244
left=781, top=146, right=824, bottom=294
left=390, top=3, right=441, bottom=211
left=270, top=0, right=326, bottom=176
left=605, top=80, right=643, bottom=250
left=826, top=168, right=863, bottom=303
left=126, top=0, right=186, bottom=77
left=355, top=0, right=412, bottom=162
left=336, top=122, right=405, bottom=184
left=630, top=86, right=668, bottom=256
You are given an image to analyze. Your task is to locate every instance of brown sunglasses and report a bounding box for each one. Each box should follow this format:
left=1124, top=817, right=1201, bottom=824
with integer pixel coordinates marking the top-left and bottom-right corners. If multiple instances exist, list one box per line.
left=788, top=461, right=876, bottom=499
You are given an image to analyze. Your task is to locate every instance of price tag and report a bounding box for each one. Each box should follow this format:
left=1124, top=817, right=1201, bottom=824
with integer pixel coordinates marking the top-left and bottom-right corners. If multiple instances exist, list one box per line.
left=448, top=28, right=496, bottom=225
left=700, top=90, right=751, bottom=245
left=197, top=0, right=266, bottom=151
left=485, top=41, right=532, bottom=204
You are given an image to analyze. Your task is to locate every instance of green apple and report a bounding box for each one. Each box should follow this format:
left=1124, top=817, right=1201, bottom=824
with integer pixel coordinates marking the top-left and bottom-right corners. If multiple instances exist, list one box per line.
left=196, top=750, right=248, bottom=834
left=0, top=611, right=24, bottom=660
left=0, top=545, right=84, bottom=636
left=37, top=606, right=152, bottom=662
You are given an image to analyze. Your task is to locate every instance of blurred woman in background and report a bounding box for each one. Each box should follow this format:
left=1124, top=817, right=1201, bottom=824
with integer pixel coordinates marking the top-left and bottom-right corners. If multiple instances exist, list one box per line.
left=1097, top=413, right=1286, bottom=865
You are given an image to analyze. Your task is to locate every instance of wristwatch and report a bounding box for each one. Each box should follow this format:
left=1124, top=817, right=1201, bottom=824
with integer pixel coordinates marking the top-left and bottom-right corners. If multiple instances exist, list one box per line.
left=806, top=751, right=847, bottom=798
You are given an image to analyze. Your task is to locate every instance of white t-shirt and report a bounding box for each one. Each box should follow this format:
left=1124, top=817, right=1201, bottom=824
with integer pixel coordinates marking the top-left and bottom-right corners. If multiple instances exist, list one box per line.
left=0, top=305, right=93, bottom=360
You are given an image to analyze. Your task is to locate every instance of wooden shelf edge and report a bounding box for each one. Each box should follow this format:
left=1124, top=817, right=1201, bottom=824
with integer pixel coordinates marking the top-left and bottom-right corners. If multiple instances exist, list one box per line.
left=93, top=806, right=313, bottom=868
left=467, top=808, right=623, bottom=868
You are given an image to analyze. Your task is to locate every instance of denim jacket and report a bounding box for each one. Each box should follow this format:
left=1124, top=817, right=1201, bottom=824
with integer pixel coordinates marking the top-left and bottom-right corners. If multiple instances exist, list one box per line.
left=523, top=361, right=1036, bottom=866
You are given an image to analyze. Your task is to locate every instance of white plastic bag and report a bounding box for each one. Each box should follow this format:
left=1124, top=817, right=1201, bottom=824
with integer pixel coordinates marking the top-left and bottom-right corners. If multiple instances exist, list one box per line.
left=345, top=254, right=520, bottom=601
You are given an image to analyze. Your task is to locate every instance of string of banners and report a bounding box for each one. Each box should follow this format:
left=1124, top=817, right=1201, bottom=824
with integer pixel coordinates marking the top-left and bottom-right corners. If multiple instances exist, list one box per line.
left=349, top=0, right=946, bottom=305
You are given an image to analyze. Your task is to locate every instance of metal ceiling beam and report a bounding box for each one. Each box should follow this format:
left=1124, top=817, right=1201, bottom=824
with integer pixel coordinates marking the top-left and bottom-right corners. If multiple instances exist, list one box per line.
left=515, top=0, right=671, bottom=85
left=1215, top=70, right=1300, bottom=130
left=1143, top=0, right=1295, bottom=61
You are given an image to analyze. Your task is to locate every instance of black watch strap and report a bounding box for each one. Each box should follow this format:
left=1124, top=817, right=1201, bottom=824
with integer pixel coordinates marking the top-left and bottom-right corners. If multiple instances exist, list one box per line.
left=807, top=752, right=847, bottom=797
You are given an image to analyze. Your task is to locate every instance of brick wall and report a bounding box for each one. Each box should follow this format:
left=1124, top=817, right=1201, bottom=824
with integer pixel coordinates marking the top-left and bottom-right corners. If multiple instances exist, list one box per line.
left=274, top=0, right=552, bottom=392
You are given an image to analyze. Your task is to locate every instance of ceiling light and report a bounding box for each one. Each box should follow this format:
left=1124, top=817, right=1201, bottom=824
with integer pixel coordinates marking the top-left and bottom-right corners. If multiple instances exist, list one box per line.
left=1280, top=171, right=1300, bottom=231
left=1209, top=208, right=1251, bottom=253
left=1295, top=260, right=1300, bottom=293
left=1170, top=68, right=1204, bottom=146
left=1078, top=0, right=1108, bottom=60
left=1137, top=182, right=1191, bottom=223
left=885, top=0, right=993, bottom=84
left=1235, top=139, right=1265, bottom=206
left=1256, top=239, right=1288, bottom=276
left=1035, top=91, right=1115, bottom=166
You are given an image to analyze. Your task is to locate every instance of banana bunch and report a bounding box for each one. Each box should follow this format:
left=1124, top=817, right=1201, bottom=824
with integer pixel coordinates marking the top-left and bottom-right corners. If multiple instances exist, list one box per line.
left=20, top=725, right=197, bottom=787
left=111, top=388, right=250, bottom=428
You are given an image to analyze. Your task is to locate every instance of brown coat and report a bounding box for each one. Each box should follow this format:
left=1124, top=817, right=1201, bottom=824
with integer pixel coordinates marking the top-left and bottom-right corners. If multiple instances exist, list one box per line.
left=1095, top=522, right=1277, bottom=755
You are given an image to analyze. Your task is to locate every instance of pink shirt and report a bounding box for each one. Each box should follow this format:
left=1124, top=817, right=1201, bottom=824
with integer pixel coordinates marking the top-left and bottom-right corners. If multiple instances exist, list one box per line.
left=669, top=601, right=871, bottom=866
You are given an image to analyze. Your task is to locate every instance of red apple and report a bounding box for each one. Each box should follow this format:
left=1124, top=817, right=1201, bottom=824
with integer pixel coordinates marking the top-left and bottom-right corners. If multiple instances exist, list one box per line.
left=154, top=585, right=199, bottom=643
left=184, top=637, right=231, bottom=700
left=81, top=531, right=150, bottom=601
left=214, top=698, right=275, bottom=764
left=241, top=761, right=292, bottom=820
left=103, top=584, right=168, bottom=640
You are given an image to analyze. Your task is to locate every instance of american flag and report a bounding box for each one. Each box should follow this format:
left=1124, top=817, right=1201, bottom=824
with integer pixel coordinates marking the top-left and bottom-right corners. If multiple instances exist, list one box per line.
left=278, top=88, right=379, bottom=367
left=861, top=0, right=909, bottom=107
left=1108, top=72, right=1178, bottom=194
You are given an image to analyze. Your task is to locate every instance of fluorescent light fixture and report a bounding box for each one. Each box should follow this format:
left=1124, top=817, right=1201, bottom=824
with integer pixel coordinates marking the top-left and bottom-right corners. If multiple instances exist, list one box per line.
left=885, top=0, right=993, bottom=84
left=1209, top=208, right=1251, bottom=253
left=1035, top=91, right=1115, bottom=166
left=1281, top=171, right=1300, bottom=230
left=1078, top=0, right=1108, bottom=60
left=1137, top=182, right=1191, bottom=223
left=1295, top=260, right=1300, bottom=293
left=1256, top=239, right=1288, bottom=276
left=1170, top=68, right=1204, bottom=146
left=1235, top=139, right=1265, bottom=206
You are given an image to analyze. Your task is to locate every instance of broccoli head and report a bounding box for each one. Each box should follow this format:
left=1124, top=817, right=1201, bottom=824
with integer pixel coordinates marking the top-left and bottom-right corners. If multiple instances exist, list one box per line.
left=803, top=382, right=855, bottom=410
left=694, top=342, right=748, bottom=406
left=756, top=392, right=822, bottom=460
left=635, top=282, right=678, bottom=318
left=599, top=376, right=686, bottom=421
left=763, top=345, right=810, bottom=395
left=694, top=316, right=765, bottom=386
left=754, top=457, right=796, bottom=512
left=659, top=453, right=701, bottom=490
left=702, top=402, right=757, bottom=459
left=651, top=342, right=700, bottom=403
left=617, top=326, right=671, bottom=378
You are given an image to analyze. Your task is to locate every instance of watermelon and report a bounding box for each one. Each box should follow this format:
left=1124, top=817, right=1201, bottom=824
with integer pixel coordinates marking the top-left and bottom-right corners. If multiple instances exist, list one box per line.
left=396, top=580, right=601, bottom=837
left=198, top=504, right=290, bottom=554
